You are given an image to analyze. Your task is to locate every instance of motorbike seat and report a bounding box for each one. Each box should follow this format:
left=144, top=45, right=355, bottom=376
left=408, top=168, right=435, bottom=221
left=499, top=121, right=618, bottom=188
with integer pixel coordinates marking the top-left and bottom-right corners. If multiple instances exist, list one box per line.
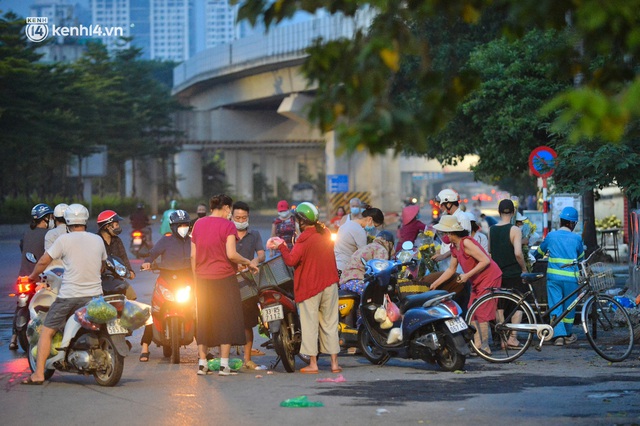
left=34, top=305, right=50, bottom=313
left=338, top=290, right=359, bottom=300
left=521, top=272, right=544, bottom=283
left=398, top=290, right=449, bottom=313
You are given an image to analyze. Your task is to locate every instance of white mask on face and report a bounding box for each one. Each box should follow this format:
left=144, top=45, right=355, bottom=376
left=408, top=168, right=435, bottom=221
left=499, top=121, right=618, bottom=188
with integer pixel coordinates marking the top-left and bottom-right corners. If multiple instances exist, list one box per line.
left=177, top=226, right=189, bottom=238
left=278, top=211, right=290, bottom=219
left=234, top=220, right=249, bottom=230
left=47, top=218, right=55, bottom=229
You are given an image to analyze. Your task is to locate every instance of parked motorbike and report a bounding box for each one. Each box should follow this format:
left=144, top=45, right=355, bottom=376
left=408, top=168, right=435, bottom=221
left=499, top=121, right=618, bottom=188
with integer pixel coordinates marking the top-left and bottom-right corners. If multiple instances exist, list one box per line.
left=26, top=269, right=130, bottom=387
left=337, top=290, right=360, bottom=352
left=357, top=243, right=474, bottom=372
left=130, top=228, right=152, bottom=259
left=147, top=265, right=195, bottom=364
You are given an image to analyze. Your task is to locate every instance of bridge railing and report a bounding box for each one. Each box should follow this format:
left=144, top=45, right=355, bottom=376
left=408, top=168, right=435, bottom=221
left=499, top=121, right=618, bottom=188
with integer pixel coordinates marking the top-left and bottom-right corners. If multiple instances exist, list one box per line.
left=173, top=9, right=375, bottom=92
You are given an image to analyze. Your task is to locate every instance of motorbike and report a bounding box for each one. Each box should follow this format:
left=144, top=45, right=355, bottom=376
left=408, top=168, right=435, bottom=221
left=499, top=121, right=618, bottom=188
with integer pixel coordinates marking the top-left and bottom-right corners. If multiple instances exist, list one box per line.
left=357, top=243, right=474, bottom=372
left=10, top=253, right=41, bottom=352
left=26, top=268, right=130, bottom=387
left=130, top=228, right=152, bottom=259
left=147, top=265, right=195, bottom=364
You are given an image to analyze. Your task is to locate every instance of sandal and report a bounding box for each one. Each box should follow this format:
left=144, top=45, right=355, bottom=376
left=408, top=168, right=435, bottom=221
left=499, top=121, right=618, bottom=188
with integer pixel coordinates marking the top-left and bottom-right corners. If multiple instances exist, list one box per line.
left=243, top=360, right=258, bottom=370
left=139, top=352, right=150, bottom=362
left=250, top=348, right=265, bottom=356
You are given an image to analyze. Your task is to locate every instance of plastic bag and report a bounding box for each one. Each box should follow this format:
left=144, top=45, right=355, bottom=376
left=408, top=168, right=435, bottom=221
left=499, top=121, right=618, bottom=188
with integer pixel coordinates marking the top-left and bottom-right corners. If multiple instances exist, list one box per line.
left=207, top=358, right=243, bottom=372
left=86, top=296, right=117, bottom=324
left=74, top=306, right=100, bottom=331
left=386, top=327, right=403, bottom=344
left=384, top=294, right=401, bottom=322
left=26, top=313, right=45, bottom=345
left=120, top=301, right=150, bottom=330
left=32, top=331, right=63, bottom=358
left=280, top=396, right=324, bottom=408
left=374, top=307, right=387, bottom=323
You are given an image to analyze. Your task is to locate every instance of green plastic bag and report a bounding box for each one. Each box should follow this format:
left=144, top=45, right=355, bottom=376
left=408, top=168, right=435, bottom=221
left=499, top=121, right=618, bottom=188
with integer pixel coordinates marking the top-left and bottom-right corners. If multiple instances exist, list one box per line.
left=120, top=301, right=150, bottom=330
left=207, top=358, right=243, bottom=371
left=31, top=331, right=63, bottom=358
left=280, top=396, right=324, bottom=408
left=86, top=296, right=117, bottom=324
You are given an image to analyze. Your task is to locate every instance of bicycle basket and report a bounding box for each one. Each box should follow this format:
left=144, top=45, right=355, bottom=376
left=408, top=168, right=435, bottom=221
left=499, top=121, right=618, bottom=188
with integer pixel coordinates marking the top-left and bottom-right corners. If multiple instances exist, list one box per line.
left=586, top=262, right=615, bottom=292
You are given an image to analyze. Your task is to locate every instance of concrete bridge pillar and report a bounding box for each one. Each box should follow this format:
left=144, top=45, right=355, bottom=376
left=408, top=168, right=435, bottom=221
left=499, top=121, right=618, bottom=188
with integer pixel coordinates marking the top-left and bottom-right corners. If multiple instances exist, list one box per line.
left=225, top=149, right=253, bottom=201
left=175, top=145, right=203, bottom=199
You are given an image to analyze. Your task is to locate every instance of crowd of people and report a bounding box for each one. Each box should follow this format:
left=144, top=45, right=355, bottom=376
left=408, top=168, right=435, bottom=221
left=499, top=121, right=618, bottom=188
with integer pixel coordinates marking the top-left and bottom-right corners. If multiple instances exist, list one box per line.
left=16, top=187, right=583, bottom=382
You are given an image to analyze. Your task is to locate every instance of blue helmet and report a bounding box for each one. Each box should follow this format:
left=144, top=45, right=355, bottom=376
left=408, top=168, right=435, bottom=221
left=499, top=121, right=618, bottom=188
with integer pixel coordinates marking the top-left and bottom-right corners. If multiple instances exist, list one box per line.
left=559, top=206, right=579, bottom=222
left=31, top=203, right=53, bottom=220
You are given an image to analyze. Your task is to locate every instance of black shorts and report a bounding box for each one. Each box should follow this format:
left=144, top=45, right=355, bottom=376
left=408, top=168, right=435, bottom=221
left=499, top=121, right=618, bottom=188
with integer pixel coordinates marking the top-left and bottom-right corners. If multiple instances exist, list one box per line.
left=43, top=296, right=95, bottom=331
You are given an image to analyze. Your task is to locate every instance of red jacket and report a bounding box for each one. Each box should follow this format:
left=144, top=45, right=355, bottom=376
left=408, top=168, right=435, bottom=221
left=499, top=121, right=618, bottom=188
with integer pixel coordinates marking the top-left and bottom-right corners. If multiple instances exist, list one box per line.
left=279, top=226, right=339, bottom=303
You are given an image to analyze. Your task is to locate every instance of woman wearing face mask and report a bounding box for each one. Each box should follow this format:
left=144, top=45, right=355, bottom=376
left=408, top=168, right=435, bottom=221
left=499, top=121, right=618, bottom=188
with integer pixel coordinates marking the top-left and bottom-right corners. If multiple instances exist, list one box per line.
left=334, top=206, right=385, bottom=273
left=139, top=209, right=193, bottom=361
left=271, top=200, right=297, bottom=249
left=97, top=210, right=136, bottom=280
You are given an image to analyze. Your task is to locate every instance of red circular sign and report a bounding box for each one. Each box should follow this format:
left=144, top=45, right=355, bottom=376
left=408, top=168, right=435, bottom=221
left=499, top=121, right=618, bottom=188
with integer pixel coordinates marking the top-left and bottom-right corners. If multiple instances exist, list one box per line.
left=529, top=146, right=557, bottom=178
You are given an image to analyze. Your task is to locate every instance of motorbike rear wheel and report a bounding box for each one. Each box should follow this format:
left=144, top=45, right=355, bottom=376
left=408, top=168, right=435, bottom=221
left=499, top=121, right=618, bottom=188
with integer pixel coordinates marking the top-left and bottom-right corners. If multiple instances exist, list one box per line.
left=273, top=319, right=296, bottom=373
left=357, top=327, right=387, bottom=365
left=93, top=335, right=124, bottom=387
left=435, top=333, right=466, bottom=372
left=18, top=328, right=29, bottom=353
left=27, top=342, right=54, bottom=380
left=170, top=317, right=181, bottom=365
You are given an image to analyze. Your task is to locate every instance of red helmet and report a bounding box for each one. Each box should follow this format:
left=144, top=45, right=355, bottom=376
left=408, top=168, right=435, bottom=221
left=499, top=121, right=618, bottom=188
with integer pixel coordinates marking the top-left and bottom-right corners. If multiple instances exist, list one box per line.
left=97, top=210, right=122, bottom=228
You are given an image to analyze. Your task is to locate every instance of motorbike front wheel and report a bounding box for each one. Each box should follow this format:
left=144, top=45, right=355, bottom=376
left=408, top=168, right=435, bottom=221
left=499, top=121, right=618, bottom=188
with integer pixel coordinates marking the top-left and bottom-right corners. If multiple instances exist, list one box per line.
left=272, top=319, right=296, bottom=373
left=18, top=327, right=29, bottom=352
left=170, top=317, right=181, bottom=365
left=27, top=342, right=55, bottom=380
left=435, top=333, right=466, bottom=372
left=93, top=334, right=124, bottom=387
left=357, top=327, right=387, bottom=365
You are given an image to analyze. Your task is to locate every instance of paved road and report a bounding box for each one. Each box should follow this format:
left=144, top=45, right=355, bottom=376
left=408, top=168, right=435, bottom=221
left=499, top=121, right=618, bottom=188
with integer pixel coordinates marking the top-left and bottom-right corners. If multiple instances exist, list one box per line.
left=1, top=218, right=639, bottom=425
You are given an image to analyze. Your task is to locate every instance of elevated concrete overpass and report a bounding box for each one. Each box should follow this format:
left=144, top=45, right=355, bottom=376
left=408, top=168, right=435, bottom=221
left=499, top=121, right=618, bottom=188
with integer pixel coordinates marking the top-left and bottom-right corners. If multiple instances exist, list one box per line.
left=129, top=10, right=475, bottom=213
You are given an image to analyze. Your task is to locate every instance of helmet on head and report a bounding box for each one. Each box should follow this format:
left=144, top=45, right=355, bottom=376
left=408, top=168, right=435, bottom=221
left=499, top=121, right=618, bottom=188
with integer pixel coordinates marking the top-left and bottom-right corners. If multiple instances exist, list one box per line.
left=170, top=200, right=178, bottom=210
left=53, top=203, right=69, bottom=219
left=559, top=206, right=579, bottom=223
left=437, top=189, right=460, bottom=203
left=65, top=204, right=89, bottom=226
left=294, top=202, right=319, bottom=224
left=169, top=209, right=190, bottom=226
left=31, top=203, right=53, bottom=220
left=97, top=210, right=123, bottom=229
left=376, top=230, right=395, bottom=245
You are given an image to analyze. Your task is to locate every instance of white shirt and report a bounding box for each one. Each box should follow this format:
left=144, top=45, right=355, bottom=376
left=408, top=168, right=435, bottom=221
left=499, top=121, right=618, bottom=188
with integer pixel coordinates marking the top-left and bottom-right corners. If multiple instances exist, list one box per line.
left=334, top=219, right=367, bottom=271
left=44, top=224, right=68, bottom=270
left=47, top=231, right=107, bottom=298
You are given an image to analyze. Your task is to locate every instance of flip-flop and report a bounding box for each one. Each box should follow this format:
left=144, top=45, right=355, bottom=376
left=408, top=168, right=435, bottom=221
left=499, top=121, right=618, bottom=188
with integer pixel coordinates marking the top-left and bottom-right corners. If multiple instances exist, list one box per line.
left=21, top=377, right=44, bottom=386
left=331, top=367, right=343, bottom=373
left=139, top=352, right=150, bottom=362
left=250, top=348, right=265, bottom=356
left=299, top=367, right=319, bottom=374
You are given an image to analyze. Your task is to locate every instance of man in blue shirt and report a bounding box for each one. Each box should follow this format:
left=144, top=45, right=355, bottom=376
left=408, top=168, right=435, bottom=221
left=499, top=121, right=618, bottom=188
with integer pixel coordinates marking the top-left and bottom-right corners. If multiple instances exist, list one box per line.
left=537, top=206, right=585, bottom=346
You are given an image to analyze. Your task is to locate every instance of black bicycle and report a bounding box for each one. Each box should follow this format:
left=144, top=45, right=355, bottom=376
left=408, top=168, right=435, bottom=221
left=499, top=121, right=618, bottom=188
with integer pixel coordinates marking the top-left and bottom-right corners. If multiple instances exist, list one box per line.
left=465, top=248, right=634, bottom=363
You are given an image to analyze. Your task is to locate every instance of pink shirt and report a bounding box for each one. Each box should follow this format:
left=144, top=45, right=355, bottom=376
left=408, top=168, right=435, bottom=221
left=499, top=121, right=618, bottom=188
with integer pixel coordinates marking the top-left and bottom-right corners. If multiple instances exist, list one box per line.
left=191, top=216, right=238, bottom=279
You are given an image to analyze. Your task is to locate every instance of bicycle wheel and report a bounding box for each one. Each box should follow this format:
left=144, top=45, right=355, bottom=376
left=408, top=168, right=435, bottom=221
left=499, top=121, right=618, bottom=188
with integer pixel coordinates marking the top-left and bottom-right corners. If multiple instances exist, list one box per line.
left=582, top=294, right=634, bottom=362
left=465, top=292, right=535, bottom=363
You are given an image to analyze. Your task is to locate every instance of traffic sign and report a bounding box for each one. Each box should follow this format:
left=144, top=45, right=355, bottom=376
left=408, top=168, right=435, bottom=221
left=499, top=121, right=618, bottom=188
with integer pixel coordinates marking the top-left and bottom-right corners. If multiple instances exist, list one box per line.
left=529, top=146, right=557, bottom=178
left=327, top=174, right=349, bottom=193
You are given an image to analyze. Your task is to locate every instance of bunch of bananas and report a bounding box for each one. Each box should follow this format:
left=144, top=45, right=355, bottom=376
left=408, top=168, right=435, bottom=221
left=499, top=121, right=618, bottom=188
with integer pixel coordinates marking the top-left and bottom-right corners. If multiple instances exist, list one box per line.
left=595, top=215, right=622, bottom=230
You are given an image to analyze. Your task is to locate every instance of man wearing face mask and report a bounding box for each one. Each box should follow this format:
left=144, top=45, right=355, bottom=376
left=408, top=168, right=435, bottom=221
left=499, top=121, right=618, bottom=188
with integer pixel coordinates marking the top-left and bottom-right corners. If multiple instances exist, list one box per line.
left=232, top=201, right=267, bottom=370
left=140, top=209, right=193, bottom=361
left=189, top=203, right=208, bottom=231
left=97, top=210, right=136, bottom=280
left=338, top=197, right=364, bottom=226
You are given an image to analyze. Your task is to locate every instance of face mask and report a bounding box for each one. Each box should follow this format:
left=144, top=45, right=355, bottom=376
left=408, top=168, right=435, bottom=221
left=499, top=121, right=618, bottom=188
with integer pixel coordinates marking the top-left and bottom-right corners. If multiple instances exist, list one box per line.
left=197, top=212, right=206, bottom=218
left=47, top=219, right=55, bottom=229
left=234, top=220, right=249, bottom=230
left=364, top=225, right=375, bottom=232
left=111, top=226, right=122, bottom=236
left=441, top=234, right=451, bottom=244
left=350, top=207, right=361, bottom=215
left=278, top=211, right=290, bottom=219
left=177, top=226, right=189, bottom=238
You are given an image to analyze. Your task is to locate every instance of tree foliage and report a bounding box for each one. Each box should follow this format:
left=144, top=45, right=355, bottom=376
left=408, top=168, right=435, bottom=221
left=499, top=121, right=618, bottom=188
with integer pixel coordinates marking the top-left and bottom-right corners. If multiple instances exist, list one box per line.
left=0, top=13, right=181, bottom=202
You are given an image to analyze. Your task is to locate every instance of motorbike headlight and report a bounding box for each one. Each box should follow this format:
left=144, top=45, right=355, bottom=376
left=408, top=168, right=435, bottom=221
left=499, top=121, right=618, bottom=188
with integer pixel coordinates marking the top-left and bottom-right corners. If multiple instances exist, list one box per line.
left=175, top=286, right=191, bottom=304
left=158, top=284, right=175, bottom=302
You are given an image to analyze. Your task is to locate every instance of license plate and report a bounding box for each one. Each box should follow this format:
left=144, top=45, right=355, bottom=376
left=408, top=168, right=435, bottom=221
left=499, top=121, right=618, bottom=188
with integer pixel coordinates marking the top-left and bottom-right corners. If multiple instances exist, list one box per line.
left=106, top=318, right=128, bottom=335
left=445, top=317, right=468, bottom=333
left=261, top=305, right=284, bottom=323
left=133, top=238, right=142, bottom=245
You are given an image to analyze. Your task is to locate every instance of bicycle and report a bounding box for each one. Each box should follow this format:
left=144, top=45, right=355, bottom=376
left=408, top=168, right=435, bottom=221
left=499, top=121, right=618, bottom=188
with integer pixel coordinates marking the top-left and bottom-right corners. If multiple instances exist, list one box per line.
left=465, top=248, right=634, bottom=363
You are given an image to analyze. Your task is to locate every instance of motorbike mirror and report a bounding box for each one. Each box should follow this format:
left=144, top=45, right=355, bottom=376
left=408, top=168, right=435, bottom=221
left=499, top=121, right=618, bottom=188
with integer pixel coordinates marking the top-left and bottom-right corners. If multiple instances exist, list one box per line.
left=26, top=252, right=37, bottom=263
left=401, top=241, right=414, bottom=251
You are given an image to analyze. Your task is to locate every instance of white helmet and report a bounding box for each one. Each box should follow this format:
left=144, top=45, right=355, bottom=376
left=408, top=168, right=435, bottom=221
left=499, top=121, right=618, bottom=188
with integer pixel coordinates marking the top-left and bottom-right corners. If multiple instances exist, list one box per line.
left=437, top=189, right=460, bottom=203
left=53, top=203, right=69, bottom=219
left=64, top=204, right=89, bottom=226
